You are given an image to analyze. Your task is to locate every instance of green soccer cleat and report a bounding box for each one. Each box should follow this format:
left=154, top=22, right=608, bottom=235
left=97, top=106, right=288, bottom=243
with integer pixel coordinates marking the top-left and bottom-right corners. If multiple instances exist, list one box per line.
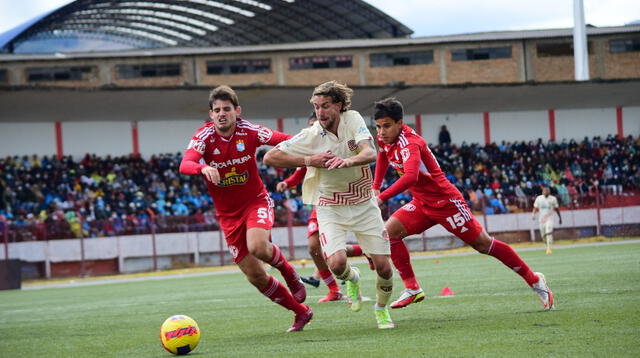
left=374, top=307, right=395, bottom=329
left=346, top=267, right=362, bottom=312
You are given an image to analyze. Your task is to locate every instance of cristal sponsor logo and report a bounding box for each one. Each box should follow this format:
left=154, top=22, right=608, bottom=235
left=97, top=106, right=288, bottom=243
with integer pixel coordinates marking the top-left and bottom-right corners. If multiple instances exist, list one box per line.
left=164, top=325, right=198, bottom=340
left=209, top=155, right=251, bottom=169
left=218, top=167, right=248, bottom=187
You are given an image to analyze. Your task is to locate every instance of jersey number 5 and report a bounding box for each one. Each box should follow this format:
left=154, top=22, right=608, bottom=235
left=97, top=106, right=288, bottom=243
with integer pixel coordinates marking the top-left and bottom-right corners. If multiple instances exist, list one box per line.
left=257, top=207, right=268, bottom=224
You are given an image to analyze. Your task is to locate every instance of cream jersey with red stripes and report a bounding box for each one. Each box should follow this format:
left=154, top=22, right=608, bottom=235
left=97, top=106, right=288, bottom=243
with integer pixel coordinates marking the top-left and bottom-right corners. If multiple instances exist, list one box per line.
left=182, top=118, right=290, bottom=217
left=275, top=110, right=374, bottom=206
left=533, top=194, right=559, bottom=224
left=374, top=124, right=460, bottom=205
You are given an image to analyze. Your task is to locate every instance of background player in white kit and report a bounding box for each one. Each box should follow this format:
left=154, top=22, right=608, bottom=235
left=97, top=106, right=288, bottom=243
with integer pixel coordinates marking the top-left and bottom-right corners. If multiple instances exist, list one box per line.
left=532, top=186, right=563, bottom=254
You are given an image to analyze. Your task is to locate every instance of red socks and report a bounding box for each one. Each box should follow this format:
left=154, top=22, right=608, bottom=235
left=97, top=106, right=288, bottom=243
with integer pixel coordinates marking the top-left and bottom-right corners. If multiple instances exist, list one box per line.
left=350, top=244, right=363, bottom=257
left=488, top=239, right=539, bottom=286
left=318, top=269, right=340, bottom=291
left=270, top=244, right=299, bottom=283
left=260, top=275, right=307, bottom=314
left=390, top=238, right=420, bottom=290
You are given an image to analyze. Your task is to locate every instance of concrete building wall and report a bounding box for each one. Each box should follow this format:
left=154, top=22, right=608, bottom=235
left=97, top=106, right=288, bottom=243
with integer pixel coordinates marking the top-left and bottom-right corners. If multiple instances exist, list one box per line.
left=1, top=106, right=635, bottom=159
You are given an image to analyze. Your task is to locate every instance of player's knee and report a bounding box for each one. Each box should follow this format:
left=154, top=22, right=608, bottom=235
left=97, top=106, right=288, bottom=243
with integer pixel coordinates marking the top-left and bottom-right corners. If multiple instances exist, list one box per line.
left=248, top=244, right=269, bottom=260
left=470, top=233, right=492, bottom=254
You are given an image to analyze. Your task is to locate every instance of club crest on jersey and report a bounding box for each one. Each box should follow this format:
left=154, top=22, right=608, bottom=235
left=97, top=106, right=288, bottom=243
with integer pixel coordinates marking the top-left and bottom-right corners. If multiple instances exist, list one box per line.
left=400, top=148, right=410, bottom=162
left=402, top=203, right=416, bottom=212
left=347, top=139, right=358, bottom=151
left=218, top=167, right=248, bottom=187
left=236, top=140, right=245, bottom=152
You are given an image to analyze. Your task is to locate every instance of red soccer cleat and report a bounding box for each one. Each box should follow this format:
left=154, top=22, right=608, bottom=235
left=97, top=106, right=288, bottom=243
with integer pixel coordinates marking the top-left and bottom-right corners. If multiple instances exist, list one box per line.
left=286, top=278, right=307, bottom=303
left=318, top=290, right=344, bottom=303
left=287, top=306, right=313, bottom=332
left=390, top=288, right=425, bottom=309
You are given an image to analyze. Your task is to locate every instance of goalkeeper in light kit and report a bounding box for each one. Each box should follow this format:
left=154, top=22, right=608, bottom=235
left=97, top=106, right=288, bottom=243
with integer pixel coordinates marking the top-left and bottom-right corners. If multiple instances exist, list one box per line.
left=372, top=97, right=554, bottom=311
left=179, top=85, right=312, bottom=333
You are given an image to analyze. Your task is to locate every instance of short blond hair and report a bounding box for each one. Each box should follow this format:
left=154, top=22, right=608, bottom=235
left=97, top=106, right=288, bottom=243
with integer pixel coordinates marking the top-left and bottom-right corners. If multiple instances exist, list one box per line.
left=310, top=80, right=353, bottom=113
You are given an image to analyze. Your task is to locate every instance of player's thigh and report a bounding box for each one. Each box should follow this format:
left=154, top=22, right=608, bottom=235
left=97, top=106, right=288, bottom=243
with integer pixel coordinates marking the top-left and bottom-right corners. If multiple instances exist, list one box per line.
left=390, top=201, right=436, bottom=236
left=350, top=199, right=389, bottom=255
left=316, top=206, right=348, bottom=258
left=428, top=199, right=483, bottom=244
left=217, top=215, right=249, bottom=264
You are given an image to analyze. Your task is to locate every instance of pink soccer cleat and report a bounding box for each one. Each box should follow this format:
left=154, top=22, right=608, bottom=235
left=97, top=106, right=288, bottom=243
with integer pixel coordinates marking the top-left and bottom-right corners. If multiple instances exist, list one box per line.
left=287, top=306, right=313, bottom=332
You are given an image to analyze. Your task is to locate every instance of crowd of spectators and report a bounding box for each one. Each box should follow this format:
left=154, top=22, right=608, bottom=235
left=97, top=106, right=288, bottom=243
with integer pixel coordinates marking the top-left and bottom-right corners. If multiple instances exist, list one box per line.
left=0, top=134, right=638, bottom=240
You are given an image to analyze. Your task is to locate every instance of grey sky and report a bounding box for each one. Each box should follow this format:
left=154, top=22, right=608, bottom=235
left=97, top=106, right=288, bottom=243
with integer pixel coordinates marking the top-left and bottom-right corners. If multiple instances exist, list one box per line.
left=1, top=0, right=639, bottom=37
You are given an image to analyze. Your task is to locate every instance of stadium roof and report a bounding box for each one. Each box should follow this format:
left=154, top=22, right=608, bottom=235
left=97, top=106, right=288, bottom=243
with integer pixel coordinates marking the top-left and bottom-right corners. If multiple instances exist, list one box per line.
left=2, top=24, right=638, bottom=62
left=0, top=0, right=412, bottom=54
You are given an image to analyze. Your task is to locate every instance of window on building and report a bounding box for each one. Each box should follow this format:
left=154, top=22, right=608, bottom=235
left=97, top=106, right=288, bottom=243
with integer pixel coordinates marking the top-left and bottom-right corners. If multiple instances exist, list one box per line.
left=206, top=59, right=271, bottom=75
left=536, top=42, right=593, bottom=57
left=289, top=55, right=353, bottom=70
left=117, top=63, right=181, bottom=78
left=370, top=50, right=434, bottom=67
left=0, top=69, right=7, bottom=83
left=451, top=46, right=512, bottom=61
left=26, top=66, right=93, bottom=82
left=610, top=38, right=640, bottom=53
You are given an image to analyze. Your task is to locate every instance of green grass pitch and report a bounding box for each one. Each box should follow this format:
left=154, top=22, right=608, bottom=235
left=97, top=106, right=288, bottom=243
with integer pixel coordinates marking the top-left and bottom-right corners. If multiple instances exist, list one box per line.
left=1, top=241, right=638, bottom=357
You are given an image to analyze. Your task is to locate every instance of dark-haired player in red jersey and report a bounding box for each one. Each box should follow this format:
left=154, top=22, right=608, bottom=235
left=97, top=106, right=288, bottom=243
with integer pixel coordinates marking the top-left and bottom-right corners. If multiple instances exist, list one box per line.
left=179, top=85, right=312, bottom=332
left=277, top=165, right=374, bottom=303
left=372, top=98, right=554, bottom=311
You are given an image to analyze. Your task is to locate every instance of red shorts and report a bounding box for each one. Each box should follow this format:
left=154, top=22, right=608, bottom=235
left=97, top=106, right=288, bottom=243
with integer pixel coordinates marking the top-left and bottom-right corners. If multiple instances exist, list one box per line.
left=217, top=194, right=275, bottom=264
left=307, top=207, right=318, bottom=237
left=391, top=197, right=483, bottom=244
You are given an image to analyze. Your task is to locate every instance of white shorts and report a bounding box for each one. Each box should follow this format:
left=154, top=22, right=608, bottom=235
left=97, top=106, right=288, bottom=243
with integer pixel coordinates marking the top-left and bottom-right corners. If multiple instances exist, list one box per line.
left=316, top=197, right=389, bottom=257
left=539, top=220, right=554, bottom=238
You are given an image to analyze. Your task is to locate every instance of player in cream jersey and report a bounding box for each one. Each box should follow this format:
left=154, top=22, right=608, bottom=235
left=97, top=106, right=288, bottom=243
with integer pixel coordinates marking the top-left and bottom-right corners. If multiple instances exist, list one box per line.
left=532, top=186, right=562, bottom=254
left=265, top=81, right=395, bottom=329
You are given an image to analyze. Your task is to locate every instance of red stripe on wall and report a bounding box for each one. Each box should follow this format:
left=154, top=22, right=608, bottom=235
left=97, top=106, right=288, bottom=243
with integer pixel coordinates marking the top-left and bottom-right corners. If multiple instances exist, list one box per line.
left=131, top=121, right=140, bottom=156
left=548, top=109, right=556, bottom=141
left=414, top=114, right=422, bottom=137
left=483, top=112, right=490, bottom=145
left=277, top=118, right=284, bottom=132
left=55, top=121, right=63, bottom=159
left=616, top=107, right=624, bottom=139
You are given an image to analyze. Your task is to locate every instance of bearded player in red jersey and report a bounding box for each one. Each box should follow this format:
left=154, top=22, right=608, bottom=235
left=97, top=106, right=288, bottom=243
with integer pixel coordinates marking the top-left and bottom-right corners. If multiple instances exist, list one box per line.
left=179, top=85, right=312, bottom=332
left=372, top=98, right=554, bottom=311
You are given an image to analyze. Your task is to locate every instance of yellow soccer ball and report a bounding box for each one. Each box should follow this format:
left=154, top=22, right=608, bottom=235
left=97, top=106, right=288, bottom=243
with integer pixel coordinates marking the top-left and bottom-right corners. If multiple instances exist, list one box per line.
left=160, top=315, right=200, bottom=355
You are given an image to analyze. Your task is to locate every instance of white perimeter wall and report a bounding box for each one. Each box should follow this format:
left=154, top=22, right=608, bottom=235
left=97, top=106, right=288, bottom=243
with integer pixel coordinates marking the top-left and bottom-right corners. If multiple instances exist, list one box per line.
left=0, top=122, right=57, bottom=157
left=1, top=106, right=637, bottom=158
left=5, top=206, right=639, bottom=272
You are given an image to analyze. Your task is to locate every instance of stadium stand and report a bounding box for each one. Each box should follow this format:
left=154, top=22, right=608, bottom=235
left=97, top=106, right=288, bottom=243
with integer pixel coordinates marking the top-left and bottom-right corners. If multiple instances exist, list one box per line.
left=1, top=134, right=637, bottom=242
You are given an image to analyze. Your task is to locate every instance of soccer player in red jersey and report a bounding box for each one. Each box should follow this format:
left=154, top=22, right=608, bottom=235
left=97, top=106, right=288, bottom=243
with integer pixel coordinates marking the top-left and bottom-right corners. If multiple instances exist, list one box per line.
left=277, top=166, right=373, bottom=303
left=372, top=98, right=554, bottom=311
left=179, top=85, right=312, bottom=332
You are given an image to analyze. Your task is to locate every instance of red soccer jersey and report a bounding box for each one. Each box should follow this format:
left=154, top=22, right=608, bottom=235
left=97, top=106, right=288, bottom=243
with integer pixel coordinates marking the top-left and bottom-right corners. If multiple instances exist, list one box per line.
left=180, top=118, right=290, bottom=217
left=373, top=124, right=460, bottom=205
